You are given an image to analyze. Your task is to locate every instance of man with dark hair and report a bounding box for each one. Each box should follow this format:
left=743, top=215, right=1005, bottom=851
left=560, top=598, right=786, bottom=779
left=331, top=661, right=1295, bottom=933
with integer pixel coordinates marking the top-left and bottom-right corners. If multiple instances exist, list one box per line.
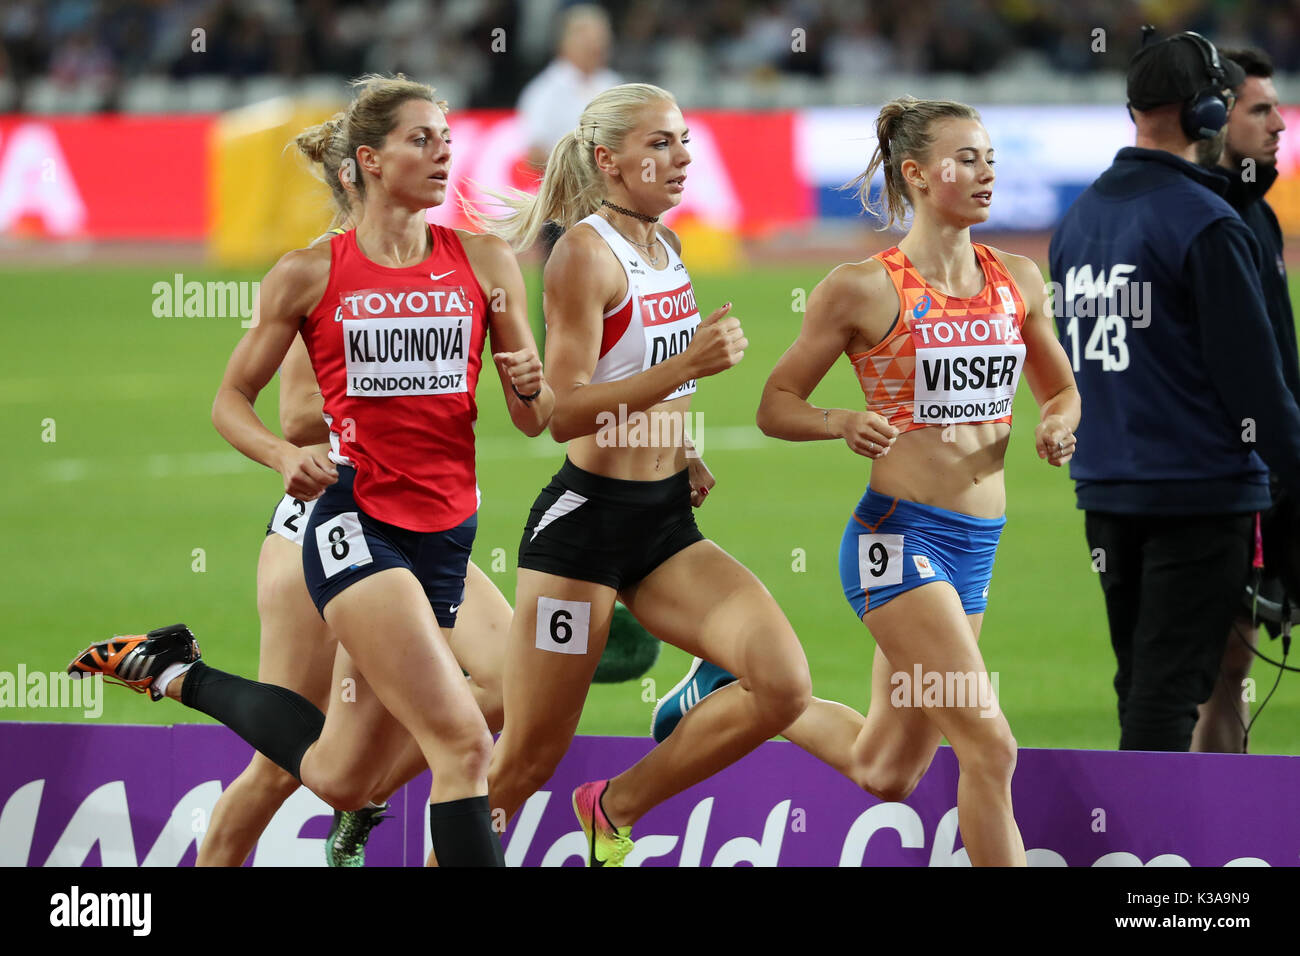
left=1192, top=47, right=1296, bottom=752
left=1050, top=31, right=1300, bottom=752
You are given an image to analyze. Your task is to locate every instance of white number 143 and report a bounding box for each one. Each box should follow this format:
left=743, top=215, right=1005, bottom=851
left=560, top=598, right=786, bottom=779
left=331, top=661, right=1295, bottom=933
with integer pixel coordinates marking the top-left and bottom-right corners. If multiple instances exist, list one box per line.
left=1065, top=315, right=1130, bottom=372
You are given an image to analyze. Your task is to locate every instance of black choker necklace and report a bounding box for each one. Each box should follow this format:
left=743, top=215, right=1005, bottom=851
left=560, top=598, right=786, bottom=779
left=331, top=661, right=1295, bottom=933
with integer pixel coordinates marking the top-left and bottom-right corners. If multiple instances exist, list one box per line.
left=601, top=199, right=658, bottom=224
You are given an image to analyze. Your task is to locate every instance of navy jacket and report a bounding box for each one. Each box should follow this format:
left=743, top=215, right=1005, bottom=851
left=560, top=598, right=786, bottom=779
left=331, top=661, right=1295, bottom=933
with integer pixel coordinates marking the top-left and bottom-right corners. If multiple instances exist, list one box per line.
left=1212, top=161, right=1300, bottom=403
left=1049, top=147, right=1300, bottom=514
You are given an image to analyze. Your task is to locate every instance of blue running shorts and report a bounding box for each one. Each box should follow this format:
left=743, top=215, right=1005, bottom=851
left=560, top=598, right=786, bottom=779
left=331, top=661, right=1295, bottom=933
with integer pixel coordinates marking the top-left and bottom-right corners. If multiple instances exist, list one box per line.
left=838, top=487, right=1005, bottom=618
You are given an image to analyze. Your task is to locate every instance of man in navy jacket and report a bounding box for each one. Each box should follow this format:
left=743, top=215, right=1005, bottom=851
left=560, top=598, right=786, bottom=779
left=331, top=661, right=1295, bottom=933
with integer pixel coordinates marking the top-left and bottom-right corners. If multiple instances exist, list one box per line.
left=1049, top=31, right=1300, bottom=752
left=1192, top=48, right=1296, bottom=752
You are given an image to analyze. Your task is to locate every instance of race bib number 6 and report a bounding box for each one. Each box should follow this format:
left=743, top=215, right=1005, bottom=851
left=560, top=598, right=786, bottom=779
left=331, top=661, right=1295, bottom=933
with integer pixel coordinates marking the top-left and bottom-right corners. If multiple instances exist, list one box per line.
left=535, top=597, right=591, bottom=655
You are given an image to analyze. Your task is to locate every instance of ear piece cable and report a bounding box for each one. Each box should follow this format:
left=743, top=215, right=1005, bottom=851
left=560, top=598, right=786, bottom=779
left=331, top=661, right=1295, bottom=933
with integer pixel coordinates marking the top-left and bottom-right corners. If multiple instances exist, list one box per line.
left=1220, top=514, right=1294, bottom=752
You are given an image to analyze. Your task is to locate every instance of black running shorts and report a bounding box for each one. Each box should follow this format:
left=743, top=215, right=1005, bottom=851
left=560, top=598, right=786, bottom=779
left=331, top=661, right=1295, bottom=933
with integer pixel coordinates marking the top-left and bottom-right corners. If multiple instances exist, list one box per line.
left=518, top=458, right=704, bottom=590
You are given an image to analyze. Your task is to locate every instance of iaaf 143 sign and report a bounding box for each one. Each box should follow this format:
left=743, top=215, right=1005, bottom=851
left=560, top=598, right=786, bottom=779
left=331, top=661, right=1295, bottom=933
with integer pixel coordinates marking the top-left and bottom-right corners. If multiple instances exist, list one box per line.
left=2, top=725, right=1296, bottom=866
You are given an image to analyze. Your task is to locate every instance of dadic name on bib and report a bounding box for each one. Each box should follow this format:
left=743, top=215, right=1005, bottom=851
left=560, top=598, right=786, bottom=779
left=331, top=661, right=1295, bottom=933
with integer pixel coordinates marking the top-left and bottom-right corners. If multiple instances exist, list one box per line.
left=639, top=282, right=700, bottom=401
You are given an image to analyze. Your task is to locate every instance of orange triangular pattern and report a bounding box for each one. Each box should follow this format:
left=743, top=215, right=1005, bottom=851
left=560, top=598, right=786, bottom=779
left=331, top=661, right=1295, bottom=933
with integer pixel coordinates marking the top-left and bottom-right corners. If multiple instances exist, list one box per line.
left=848, top=243, right=1027, bottom=433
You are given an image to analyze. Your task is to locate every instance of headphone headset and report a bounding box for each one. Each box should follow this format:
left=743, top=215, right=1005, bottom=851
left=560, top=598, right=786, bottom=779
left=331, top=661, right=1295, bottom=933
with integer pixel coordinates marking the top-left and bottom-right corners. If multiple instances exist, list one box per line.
left=1178, top=31, right=1230, bottom=141
left=1129, top=28, right=1231, bottom=140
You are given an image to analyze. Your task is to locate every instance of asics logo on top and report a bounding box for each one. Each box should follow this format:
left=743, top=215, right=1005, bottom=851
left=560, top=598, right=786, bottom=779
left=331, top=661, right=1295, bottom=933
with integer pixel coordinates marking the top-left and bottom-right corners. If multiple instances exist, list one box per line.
left=913, top=295, right=932, bottom=319
left=430, top=270, right=456, bottom=281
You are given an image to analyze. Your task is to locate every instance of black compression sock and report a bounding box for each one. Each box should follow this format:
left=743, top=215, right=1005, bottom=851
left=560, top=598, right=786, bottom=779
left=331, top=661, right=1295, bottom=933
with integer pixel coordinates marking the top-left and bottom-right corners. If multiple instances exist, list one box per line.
left=180, top=660, right=326, bottom=780
left=428, top=796, right=505, bottom=867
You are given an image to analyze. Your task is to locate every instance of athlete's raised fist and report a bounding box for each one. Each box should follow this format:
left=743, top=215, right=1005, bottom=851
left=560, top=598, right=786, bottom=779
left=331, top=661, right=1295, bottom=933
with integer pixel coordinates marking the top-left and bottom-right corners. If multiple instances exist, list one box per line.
left=278, top=444, right=338, bottom=500
left=836, top=410, right=899, bottom=460
left=684, top=302, right=747, bottom=379
left=495, top=347, right=543, bottom=399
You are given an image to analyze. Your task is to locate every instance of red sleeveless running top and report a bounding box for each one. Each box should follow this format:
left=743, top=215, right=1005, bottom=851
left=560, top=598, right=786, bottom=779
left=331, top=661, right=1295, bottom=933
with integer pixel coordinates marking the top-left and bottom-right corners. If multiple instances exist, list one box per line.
left=848, top=243, right=1027, bottom=434
left=301, top=226, right=488, bottom=532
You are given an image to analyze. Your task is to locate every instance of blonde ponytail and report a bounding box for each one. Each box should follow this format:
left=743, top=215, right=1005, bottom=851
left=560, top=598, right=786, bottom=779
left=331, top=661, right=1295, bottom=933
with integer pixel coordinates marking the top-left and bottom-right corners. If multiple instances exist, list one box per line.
left=294, top=111, right=351, bottom=224
left=471, top=83, right=677, bottom=251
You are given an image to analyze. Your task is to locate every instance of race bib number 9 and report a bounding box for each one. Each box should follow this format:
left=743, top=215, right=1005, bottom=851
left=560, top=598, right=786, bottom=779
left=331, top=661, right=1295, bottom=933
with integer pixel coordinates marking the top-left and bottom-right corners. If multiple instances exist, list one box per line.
left=640, top=282, right=700, bottom=401
left=341, top=286, right=473, bottom=397
left=859, top=533, right=904, bottom=589
left=911, top=313, right=1025, bottom=425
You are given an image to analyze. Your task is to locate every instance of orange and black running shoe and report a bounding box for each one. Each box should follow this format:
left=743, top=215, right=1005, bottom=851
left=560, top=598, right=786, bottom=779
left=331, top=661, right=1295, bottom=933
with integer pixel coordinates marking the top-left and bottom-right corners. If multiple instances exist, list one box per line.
left=67, top=624, right=201, bottom=701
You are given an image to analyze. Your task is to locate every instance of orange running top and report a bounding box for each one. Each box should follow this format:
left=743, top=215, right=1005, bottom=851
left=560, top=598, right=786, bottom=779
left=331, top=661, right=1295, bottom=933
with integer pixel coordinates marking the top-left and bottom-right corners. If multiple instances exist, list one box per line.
left=848, top=243, right=1028, bottom=434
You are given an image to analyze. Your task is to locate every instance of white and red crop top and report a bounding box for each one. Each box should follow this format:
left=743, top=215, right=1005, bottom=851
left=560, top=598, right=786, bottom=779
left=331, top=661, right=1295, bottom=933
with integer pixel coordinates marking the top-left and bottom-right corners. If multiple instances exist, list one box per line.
left=581, top=213, right=701, bottom=401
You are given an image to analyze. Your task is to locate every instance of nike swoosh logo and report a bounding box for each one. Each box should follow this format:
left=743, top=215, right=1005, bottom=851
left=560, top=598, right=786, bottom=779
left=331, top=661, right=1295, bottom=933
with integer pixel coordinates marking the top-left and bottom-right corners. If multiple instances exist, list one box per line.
left=430, top=270, right=456, bottom=281
left=449, top=603, right=461, bottom=614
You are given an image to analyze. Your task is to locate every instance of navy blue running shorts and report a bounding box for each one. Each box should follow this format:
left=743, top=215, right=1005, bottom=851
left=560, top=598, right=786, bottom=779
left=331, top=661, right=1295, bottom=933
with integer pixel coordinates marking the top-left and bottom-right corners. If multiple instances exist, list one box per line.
left=302, top=465, right=475, bottom=627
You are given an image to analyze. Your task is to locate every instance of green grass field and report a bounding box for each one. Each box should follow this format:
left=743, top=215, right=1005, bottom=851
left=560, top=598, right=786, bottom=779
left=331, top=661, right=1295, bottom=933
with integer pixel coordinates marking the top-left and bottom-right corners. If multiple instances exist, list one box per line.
left=3, top=260, right=1299, bottom=754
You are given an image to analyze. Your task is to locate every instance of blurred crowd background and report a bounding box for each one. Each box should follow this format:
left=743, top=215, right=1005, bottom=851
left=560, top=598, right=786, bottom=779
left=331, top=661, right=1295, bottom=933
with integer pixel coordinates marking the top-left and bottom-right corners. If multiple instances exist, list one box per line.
left=3, top=0, right=1298, bottom=113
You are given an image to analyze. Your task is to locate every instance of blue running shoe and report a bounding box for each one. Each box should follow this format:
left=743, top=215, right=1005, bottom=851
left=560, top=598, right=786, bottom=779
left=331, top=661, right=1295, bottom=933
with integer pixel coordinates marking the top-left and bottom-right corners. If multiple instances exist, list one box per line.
left=650, top=657, right=737, bottom=743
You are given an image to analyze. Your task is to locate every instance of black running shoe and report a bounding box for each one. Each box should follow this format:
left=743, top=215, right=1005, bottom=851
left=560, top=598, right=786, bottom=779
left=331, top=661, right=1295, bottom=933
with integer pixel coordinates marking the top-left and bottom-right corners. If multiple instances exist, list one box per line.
left=67, top=624, right=201, bottom=701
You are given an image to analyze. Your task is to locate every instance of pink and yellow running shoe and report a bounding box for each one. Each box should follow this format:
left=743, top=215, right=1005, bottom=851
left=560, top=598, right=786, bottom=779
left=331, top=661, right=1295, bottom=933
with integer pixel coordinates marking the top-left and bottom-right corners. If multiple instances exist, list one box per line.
left=572, top=780, right=634, bottom=868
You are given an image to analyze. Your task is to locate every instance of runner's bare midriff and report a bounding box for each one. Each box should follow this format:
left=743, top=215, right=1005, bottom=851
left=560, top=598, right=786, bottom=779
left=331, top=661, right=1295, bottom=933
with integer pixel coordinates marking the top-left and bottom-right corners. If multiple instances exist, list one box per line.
left=565, top=393, right=694, bottom=480
left=867, top=422, right=1010, bottom=519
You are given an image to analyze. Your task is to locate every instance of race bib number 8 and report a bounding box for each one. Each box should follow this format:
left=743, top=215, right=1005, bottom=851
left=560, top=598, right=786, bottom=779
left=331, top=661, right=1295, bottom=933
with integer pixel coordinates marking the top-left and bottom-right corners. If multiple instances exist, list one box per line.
left=859, top=533, right=904, bottom=589
left=535, top=597, right=591, bottom=655
left=314, top=512, right=373, bottom=578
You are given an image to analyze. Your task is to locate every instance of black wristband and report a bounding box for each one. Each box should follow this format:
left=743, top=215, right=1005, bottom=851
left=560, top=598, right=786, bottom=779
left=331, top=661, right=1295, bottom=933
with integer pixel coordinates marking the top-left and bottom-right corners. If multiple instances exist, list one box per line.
left=512, top=384, right=542, bottom=403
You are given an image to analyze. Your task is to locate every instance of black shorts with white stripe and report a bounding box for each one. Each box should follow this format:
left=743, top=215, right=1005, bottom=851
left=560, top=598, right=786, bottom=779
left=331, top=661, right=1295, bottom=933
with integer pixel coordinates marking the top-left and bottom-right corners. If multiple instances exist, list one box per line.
left=518, top=458, right=704, bottom=590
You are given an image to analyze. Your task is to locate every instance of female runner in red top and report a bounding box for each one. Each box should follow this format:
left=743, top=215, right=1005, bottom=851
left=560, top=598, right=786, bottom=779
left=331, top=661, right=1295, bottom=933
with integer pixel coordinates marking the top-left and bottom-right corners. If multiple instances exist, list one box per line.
left=196, top=124, right=514, bottom=865
left=70, top=75, right=551, bottom=867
